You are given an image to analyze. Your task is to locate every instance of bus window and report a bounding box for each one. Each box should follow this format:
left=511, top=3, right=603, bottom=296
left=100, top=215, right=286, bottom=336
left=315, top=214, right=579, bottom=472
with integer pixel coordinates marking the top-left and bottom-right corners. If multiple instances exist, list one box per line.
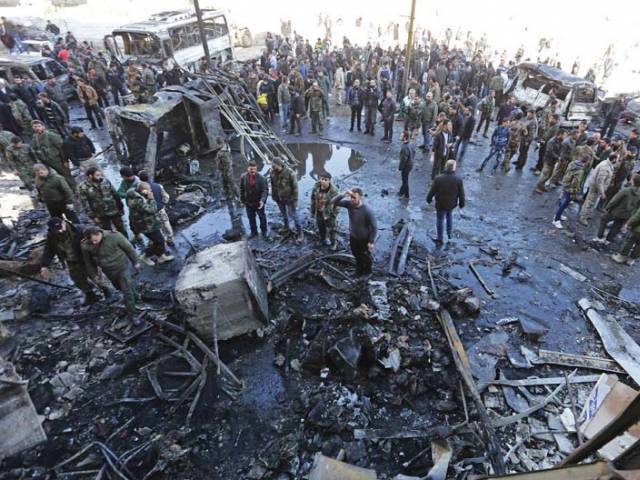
left=115, top=32, right=161, bottom=56
left=204, top=15, right=228, bottom=39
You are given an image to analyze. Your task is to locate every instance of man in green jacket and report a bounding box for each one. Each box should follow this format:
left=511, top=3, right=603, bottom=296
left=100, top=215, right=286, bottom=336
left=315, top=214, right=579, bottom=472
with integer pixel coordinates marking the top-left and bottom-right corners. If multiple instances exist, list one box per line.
left=310, top=172, right=339, bottom=250
left=476, top=90, right=495, bottom=138
left=79, top=166, right=128, bottom=238
left=596, top=175, right=640, bottom=244
left=271, top=156, right=302, bottom=242
left=553, top=155, right=587, bottom=229
left=305, top=82, right=325, bottom=134
left=6, top=136, right=35, bottom=190
left=31, top=120, right=76, bottom=191
left=126, top=182, right=174, bottom=265
left=34, top=163, right=79, bottom=222
left=81, top=226, right=141, bottom=322
left=612, top=206, right=640, bottom=266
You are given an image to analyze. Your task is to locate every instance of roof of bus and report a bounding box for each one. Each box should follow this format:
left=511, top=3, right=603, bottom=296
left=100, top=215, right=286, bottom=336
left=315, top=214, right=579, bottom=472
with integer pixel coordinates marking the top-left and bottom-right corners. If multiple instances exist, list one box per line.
left=113, top=9, right=225, bottom=34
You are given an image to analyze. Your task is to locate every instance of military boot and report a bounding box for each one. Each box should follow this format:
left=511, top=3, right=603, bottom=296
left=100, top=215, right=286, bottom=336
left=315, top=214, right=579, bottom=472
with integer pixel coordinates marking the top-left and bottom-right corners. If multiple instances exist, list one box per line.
left=157, top=253, right=174, bottom=264
left=139, top=254, right=155, bottom=266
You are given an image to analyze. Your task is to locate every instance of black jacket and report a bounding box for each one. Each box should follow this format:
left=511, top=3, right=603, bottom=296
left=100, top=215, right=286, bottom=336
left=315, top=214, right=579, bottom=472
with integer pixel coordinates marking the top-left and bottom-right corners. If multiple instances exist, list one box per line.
left=460, top=115, right=476, bottom=140
left=433, top=131, right=453, bottom=160
left=64, top=135, right=96, bottom=165
left=239, top=172, right=268, bottom=206
left=399, top=143, right=414, bottom=172
left=41, top=223, right=87, bottom=267
left=427, top=171, right=465, bottom=211
left=291, top=93, right=305, bottom=115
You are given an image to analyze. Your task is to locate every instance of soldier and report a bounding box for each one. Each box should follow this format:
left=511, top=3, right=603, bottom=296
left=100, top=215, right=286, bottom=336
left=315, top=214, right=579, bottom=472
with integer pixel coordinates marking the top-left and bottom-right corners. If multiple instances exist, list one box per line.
left=0, top=129, right=14, bottom=169
left=476, top=90, right=495, bottom=138
left=78, top=167, right=128, bottom=238
left=40, top=217, right=106, bottom=305
left=380, top=90, right=397, bottom=143
left=6, top=136, right=35, bottom=189
left=31, top=120, right=76, bottom=191
left=405, top=97, right=423, bottom=142
left=420, top=91, right=438, bottom=151
left=33, top=163, right=78, bottom=222
left=8, top=93, right=32, bottom=138
left=317, top=70, right=331, bottom=118
left=579, top=153, right=618, bottom=226
left=126, top=182, right=174, bottom=265
left=595, top=175, right=640, bottom=244
left=138, top=170, right=175, bottom=246
left=534, top=130, right=565, bottom=193
left=611, top=206, right=640, bottom=266
left=64, top=126, right=96, bottom=172
left=141, top=63, right=157, bottom=94
left=550, top=129, right=579, bottom=185
left=502, top=113, right=526, bottom=172
left=81, top=226, right=141, bottom=325
left=310, top=172, right=339, bottom=250
left=305, top=81, right=325, bottom=134
left=239, top=161, right=269, bottom=239
left=532, top=113, right=560, bottom=175
left=552, top=154, right=588, bottom=229
left=363, top=79, right=379, bottom=135
left=271, top=156, right=303, bottom=242
left=515, top=109, right=538, bottom=170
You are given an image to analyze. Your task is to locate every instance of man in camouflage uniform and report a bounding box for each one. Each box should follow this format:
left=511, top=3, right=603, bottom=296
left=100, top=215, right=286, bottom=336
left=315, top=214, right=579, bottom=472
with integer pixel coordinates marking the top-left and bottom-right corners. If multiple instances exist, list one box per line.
left=305, top=81, right=325, bottom=134
left=406, top=97, right=423, bottom=142
left=551, top=129, right=579, bottom=185
left=31, top=120, right=76, bottom=191
left=215, top=137, right=244, bottom=235
left=79, top=166, right=128, bottom=238
left=476, top=90, right=495, bottom=137
left=532, top=112, right=560, bottom=174
left=271, top=156, right=303, bottom=242
left=310, top=172, right=339, bottom=250
left=6, top=136, right=35, bottom=189
left=502, top=113, right=527, bottom=172
left=515, top=109, right=538, bottom=170
left=420, top=92, right=438, bottom=150
left=40, top=217, right=106, bottom=305
left=0, top=129, right=14, bottom=168
left=141, top=63, right=156, bottom=94
left=81, top=226, right=141, bottom=324
left=34, top=163, right=79, bottom=222
left=8, top=94, right=32, bottom=139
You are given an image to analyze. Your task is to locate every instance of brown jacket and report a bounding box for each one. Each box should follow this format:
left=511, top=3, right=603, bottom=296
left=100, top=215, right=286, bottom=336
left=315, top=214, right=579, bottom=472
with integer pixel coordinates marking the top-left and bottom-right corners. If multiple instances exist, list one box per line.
left=76, top=84, right=99, bottom=106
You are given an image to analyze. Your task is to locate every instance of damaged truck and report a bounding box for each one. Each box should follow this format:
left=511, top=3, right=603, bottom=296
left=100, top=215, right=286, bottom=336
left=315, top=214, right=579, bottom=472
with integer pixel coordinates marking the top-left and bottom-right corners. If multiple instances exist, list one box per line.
left=503, top=62, right=600, bottom=127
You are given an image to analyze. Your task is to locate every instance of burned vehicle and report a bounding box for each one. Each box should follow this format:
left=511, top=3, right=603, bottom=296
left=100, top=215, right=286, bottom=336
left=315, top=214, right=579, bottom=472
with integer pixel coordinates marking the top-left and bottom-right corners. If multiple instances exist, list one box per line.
left=503, top=62, right=600, bottom=127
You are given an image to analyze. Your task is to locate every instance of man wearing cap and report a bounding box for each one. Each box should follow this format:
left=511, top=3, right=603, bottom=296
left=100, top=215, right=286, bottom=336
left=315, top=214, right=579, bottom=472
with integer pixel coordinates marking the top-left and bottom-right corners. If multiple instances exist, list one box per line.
left=34, top=163, right=78, bottom=222
left=79, top=166, right=128, bottom=238
left=271, top=156, right=303, bottom=242
left=41, top=218, right=105, bottom=305
left=310, top=172, right=339, bottom=250
left=6, top=136, right=35, bottom=190
left=239, top=161, right=269, bottom=239
left=81, top=226, right=141, bottom=324
left=31, top=120, right=76, bottom=191
left=64, top=127, right=96, bottom=173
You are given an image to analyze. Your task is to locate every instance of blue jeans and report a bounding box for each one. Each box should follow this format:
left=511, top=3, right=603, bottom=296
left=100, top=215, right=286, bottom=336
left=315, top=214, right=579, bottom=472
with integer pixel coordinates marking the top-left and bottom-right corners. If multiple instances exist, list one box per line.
left=456, top=139, right=469, bottom=160
left=345, top=86, right=351, bottom=105
left=245, top=204, right=268, bottom=235
left=422, top=127, right=433, bottom=151
left=276, top=200, right=301, bottom=232
left=280, top=104, right=290, bottom=129
left=436, top=209, right=453, bottom=242
left=480, top=146, right=505, bottom=170
left=554, top=191, right=571, bottom=221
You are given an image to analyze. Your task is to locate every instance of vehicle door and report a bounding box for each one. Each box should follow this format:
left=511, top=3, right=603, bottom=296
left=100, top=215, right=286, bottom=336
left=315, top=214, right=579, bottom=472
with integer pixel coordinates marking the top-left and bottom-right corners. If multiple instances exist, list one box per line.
left=567, top=82, right=598, bottom=122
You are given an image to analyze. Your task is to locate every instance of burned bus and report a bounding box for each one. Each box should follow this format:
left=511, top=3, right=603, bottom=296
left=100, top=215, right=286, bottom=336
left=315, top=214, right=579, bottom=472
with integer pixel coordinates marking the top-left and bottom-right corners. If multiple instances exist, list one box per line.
left=503, top=63, right=600, bottom=127
left=104, top=9, right=233, bottom=71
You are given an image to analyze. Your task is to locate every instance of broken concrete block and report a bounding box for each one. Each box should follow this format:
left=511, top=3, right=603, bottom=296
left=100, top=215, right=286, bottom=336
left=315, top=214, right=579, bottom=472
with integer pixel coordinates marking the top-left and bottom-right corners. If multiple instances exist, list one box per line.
left=308, top=453, right=377, bottom=480
left=0, top=356, right=47, bottom=460
left=175, top=241, right=268, bottom=341
left=368, top=281, right=389, bottom=320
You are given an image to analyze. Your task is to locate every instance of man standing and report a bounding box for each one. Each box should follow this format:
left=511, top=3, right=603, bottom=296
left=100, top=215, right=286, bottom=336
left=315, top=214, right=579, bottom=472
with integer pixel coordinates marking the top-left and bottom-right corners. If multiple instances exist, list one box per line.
left=271, top=157, right=303, bottom=242
left=421, top=91, right=438, bottom=151
left=35, top=93, right=67, bottom=136
left=502, top=113, right=526, bottom=171
left=317, top=71, right=331, bottom=118
left=595, top=175, right=640, bottom=244
left=63, top=127, right=96, bottom=172
left=348, top=79, right=363, bottom=132
left=515, top=109, right=538, bottom=170
left=333, top=188, right=377, bottom=277
left=478, top=118, right=510, bottom=173
left=398, top=131, right=414, bottom=198
left=334, top=65, right=345, bottom=106
left=75, top=77, right=104, bottom=129
left=427, top=160, right=465, bottom=246
left=6, top=136, right=35, bottom=190
left=579, top=153, right=618, bottom=226
left=138, top=170, right=174, bottom=245
left=405, top=97, right=423, bottom=143
left=239, top=161, right=269, bottom=239
left=79, top=167, right=128, bottom=238
left=534, top=129, right=565, bottom=193
left=456, top=107, right=476, bottom=161
left=476, top=90, right=495, bottom=138
left=432, top=120, right=453, bottom=179
left=310, top=173, right=338, bottom=250
left=550, top=129, right=578, bottom=185
left=611, top=206, right=640, bottom=266
left=40, top=218, right=106, bottom=305
left=44, top=76, right=70, bottom=120
left=31, top=119, right=75, bottom=190
left=600, top=95, right=625, bottom=139
left=380, top=90, right=396, bottom=143
left=363, top=80, right=378, bottom=136
left=277, top=76, right=291, bottom=132
left=81, top=226, right=141, bottom=324
left=117, top=166, right=140, bottom=199
left=305, top=81, right=325, bottom=134
left=126, top=182, right=174, bottom=265
left=33, top=163, right=78, bottom=222
left=289, top=88, right=304, bottom=136
left=552, top=154, right=587, bottom=229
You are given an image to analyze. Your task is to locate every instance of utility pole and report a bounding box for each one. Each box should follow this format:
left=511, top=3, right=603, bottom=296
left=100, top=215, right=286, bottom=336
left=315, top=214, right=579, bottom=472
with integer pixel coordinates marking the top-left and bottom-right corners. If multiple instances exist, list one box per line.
left=193, top=0, right=211, bottom=70
left=402, top=0, right=417, bottom=97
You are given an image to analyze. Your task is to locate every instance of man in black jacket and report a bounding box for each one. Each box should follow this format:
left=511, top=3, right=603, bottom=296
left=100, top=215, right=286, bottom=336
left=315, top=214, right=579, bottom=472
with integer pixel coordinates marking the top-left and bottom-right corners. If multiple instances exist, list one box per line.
left=427, top=160, right=465, bottom=245
left=431, top=120, right=453, bottom=180
left=398, top=131, right=414, bottom=198
left=64, top=126, right=96, bottom=171
left=239, top=161, right=269, bottom=238
left=40, top=217, right=106, bottom=305
left=380, top=90, right=396, bottom=143
left=456, top=107, right=476, bottom=161
left=600, top=95, right=625, bottom=139
left=289, top=87, right=305, bottom=136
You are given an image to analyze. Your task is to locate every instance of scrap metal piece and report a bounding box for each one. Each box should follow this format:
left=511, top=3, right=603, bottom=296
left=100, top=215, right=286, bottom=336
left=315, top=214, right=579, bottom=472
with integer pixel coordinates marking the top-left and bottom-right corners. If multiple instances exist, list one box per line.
left=469, top=262, right=497, bottom=299
left=388, top=221, right=415, bottom=276
left=535, top=349, right=625, bottom=375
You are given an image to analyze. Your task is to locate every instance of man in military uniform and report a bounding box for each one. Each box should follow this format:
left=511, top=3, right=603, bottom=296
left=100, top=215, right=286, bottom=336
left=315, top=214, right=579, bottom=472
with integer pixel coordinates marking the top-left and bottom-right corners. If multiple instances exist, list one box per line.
left=215, top=137, right=243, bottom=234
left=305, top=82, right=325, bottom=134
left=310, top=172, right=339, bottom=250
left=532, top=113, right=560, bottom=175
left=502, top=112, right=526, bottom=172
left=476, top=90, right=495, bottom=138
left=33, top=163, right=79, bottom=222
left=141, top=63, right=156, bottom=94
left=31, top=120, right=76, bottom=191
left=420, top=91, right=438, bottom=150
left=271, top=156, right=303, bottom=242
left=515, top=109, right=538, bottom=170
left=126, top=182, right=174, bottom=266
left=551, top=129, right=579, bottom=185
left=0, top=129, right=14, bottom=167
left=6, top=136, right=35, bottom=190
left=40, top=217, right=106, bottom=305
left=405, top=97, right=423, bottom=142
left=79, top=166, right=128, bottom=238
left=8, top=93, right=32, bottom=138
left=81, top=226, right=141, bottom=324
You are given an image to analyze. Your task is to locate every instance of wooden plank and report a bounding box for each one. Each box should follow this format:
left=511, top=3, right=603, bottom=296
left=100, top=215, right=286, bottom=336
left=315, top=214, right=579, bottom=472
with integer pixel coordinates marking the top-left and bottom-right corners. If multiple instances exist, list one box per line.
left=353, top=423, right=466, bottom=441
left=535, top=349, right=625, bottom=375
left=578, top=298, right=640, bottom=386
left=486, top=375, right=601, bottom=388
left=437, top=309, right=506, bottom=474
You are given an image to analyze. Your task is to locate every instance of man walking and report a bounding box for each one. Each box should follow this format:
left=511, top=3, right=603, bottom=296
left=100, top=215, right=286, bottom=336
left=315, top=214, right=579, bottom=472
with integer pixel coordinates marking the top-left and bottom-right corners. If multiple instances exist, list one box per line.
left=478, top=118, right=510, bottom=173
left=310, top=173, right=339, bottom=250
left=79, top=166, right=128, bottom=238
left=476, top=90, right=495, bottom=138
left=277, top=76, right=291, bottom=132
left=31, top=120, right=75, bottom=190
left=432, top=120, right=453, bottom=179
left=348, top=79, right=363, bottom=132
left=515, top=109, right=538, bottom=170
left=138, top=170, right=174, bottom=245
left=271, top=156, right=303, bottom=242
left=456, top=107, right=475, bottom=161
left=552, top=154, right=587, bottom=229
left=612, top=206, right=640, bottom=266
left=420, top=91, right=438, bottom=151
left=6, top=136, right=35, bottom=190
left=333, top=188, right=377, bottom=277
left=363, top=80, right=378, bottom=135
left=305, top=81, right=325, bottom=134
left=579, top=153, right=618, bottom=225
left=595, top=174, right=640, bottom=244
left=534, top=130, right=565, bottom=193
left=289, top=88, right=304, bottom=136
left=239, top=161, right=269, bottom=239
left=427, top=160, right=465, bottom=246
left=34, top=163, right=78, bottom=222
left=380, top=90, right=396, bottom=143
left=63, top=127, right=96, bottom=172
left=398, top=131, right=414, bottom=198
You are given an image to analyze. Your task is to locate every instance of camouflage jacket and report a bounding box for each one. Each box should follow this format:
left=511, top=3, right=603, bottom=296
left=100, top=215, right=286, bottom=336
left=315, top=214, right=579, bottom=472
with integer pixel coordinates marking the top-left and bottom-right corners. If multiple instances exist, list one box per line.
left=10, top=99, right=32, bottom=131
left=406, top=101, right=423, bottom=130
left=508, top=121, right=527, bottom=146
left=310, top=181, right=339, bottom=220
left=126, top=189, right=160, bottom=234
left=79, top=178, right=123, bottom=218
left=271, top=166, right=298, bottom=203
left=6, top=144, right=34, bottom=173
left=305, top=89, right=324, bottom=112
left=522, top=116, right=538, bottom=143
left=0, top=130, right=13, bottom=158
left=477, top=96, right=494, bottom=116
left=561, top=161, right=585, bottom=196
left=31, top=130, right=67, bottom=174
left=36, top=172, right=74, bottom=205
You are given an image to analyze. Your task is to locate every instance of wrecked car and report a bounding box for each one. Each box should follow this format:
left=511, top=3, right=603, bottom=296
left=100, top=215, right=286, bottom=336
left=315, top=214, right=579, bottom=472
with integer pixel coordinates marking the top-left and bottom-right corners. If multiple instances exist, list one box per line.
left=503, top=62, right=600, bottom=127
